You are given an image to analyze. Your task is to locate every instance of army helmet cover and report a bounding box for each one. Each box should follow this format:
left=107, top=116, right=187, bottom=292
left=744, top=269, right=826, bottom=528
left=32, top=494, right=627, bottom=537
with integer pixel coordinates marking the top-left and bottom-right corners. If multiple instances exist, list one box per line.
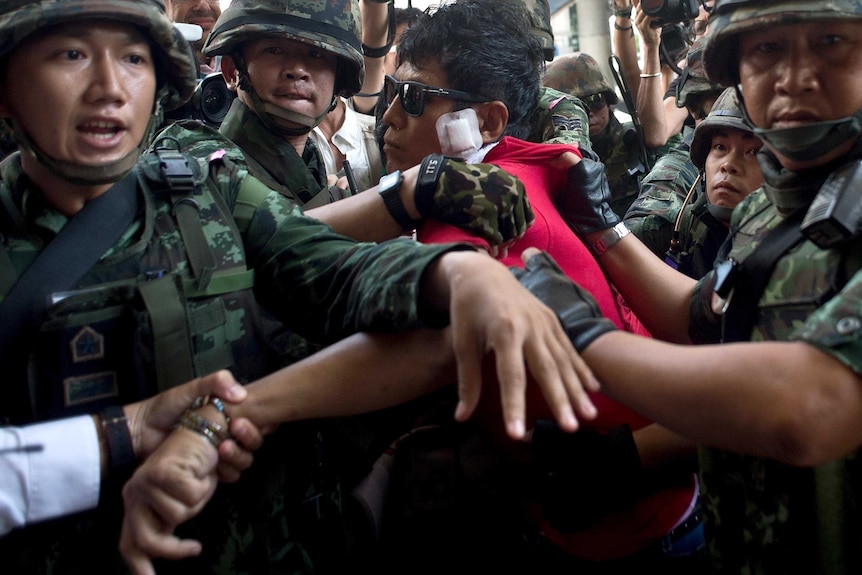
left=0, top=0, right=198, bottom=112
left=542, top=51, right=619, bottom=106
left=689, top=86, right=756, bottom=170
left=703, top=0, right=862, bottom=87
left=204, top=0, right=365, bottom=98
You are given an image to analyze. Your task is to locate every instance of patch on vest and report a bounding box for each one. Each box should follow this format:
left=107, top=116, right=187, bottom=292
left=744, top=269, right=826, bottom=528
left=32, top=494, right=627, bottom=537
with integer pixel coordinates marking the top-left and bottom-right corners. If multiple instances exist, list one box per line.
left=64, top=371, right=119, bottom=407
left=71, top=326, right=105, bottom=362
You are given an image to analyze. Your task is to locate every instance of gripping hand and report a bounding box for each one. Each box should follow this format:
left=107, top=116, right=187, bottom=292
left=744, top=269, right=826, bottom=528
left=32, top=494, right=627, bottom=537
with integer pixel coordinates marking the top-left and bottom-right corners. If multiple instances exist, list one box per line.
left=512, top=251, right=616, bottom=353
left=556, top=156, right=620, bottom=236
left=415, top=154, right=535, bottom=246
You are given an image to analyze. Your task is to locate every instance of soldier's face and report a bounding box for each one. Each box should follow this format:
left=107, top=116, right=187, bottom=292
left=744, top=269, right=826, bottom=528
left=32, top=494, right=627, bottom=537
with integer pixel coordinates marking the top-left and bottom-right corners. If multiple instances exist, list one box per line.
left=231, top=37, right=338, bottom=129
left=704, top=127, right=763, bottom=210
left=738, top=20, right=862, bottom=171
left=0, top=22, right=156, bottom=172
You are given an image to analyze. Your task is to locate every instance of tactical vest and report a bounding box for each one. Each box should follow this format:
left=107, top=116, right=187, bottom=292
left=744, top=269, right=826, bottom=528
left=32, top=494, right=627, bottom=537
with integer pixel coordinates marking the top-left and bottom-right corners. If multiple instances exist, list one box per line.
left=0, top=142, right=283, bottom=425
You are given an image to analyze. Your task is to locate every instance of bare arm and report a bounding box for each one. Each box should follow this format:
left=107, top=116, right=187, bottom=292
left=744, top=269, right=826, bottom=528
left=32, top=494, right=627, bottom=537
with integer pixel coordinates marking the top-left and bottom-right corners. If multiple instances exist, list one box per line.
left=584, top=230, right=696, bottom=342
left=611, top=1, right=641, bottom=101
left=633, top=7, right=672, bottom=149
left=353, top=0, right=389, bottom=115
left=585, top=333, right=862, bottom=467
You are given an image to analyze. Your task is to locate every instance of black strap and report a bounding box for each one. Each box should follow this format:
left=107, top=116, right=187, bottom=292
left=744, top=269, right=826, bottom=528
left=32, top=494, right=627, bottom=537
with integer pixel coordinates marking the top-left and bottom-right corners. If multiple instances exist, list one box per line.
left=0, top=170, right=139, bottom=419
left=722, top=206, right=806, bottom=343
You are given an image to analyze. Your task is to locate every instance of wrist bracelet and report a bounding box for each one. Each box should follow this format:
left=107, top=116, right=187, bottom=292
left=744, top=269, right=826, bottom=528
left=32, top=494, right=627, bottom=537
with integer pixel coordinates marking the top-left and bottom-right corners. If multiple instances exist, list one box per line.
left=414, top=154, right=448, bottom=217
left=190, top=395, right=231, bottom=428
left=590, top=222, right=631, bottom=256
left=177, top=409, right=231, bottom=447
left=99, top=405, right=136, bottom=470
left=640, top=72, right=661, bottom=78
left=614, top=23, right=633, bottom=31
left=613, top=7, right=632, bottom=18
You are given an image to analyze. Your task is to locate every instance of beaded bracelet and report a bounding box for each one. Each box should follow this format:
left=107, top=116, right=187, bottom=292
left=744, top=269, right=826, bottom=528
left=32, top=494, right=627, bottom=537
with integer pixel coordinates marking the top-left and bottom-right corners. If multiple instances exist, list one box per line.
left=177, top=409, right=231, bottom=447
left=190, top=394, right=231, bottom=427
left=613, top=7, right=633, bottom=18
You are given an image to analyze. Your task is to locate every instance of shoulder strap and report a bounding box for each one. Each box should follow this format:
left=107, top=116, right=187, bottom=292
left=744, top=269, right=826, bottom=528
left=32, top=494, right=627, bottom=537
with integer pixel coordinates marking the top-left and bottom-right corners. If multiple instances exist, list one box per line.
left=722, top=206, right=806, bottom=343
left=0, top=169, right=139, bottom=417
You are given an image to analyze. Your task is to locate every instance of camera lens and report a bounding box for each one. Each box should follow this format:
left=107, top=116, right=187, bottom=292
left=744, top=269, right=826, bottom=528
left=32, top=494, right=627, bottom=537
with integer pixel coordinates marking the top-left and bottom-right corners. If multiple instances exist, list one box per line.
left=199, top=75, right=235, bottom=127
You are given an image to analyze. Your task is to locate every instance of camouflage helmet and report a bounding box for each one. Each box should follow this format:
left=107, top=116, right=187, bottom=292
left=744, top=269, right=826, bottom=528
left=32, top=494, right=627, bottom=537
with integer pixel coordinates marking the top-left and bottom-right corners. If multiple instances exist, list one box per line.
left=203, top=0, right=364, bottom=98
left=675, top=36, right=725, bottom=109
left=515, top=0, right=554, bottom=61
left=689, top=86, right=756, bottom=169
left=542, top=52, right=619, bottom=105
left=704, top=0, right=862, bottom=87
left=0, top=0, right=197, bottom=112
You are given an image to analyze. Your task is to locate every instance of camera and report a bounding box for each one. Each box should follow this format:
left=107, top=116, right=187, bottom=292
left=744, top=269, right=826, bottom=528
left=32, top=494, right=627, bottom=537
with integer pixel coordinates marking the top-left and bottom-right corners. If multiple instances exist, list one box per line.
left=163, top=72, right=236, bottom=129
left=641, top=0, right=700, bottom=27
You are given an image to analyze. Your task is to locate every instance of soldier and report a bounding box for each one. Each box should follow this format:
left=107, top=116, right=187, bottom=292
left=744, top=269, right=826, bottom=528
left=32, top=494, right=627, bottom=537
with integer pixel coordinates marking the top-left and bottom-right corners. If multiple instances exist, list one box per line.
left=623, top=37, right=726, bottom=258
left=543, top=51, right=672, bottom=217
left=0, top=0, right=597, bottom=573
left=665, top=87, right=763, bottom=278
left=532, top=0, right=862, bottom=572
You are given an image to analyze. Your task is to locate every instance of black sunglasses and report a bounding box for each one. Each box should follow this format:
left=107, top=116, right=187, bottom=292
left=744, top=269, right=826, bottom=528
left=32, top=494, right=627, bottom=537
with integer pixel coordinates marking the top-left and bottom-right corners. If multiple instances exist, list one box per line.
left=383, top=75, right=489, bottom=117
left=583, top=93, right=607, bottom=112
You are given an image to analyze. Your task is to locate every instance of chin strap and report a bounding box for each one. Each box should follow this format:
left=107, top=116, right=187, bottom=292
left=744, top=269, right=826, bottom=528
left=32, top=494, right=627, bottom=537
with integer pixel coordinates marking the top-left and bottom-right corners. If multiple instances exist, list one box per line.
left=233, top=54, right=337, bottom=138
left=5, top=114, right=157, bottom=186
left=735, top=85, right=862, bottom=163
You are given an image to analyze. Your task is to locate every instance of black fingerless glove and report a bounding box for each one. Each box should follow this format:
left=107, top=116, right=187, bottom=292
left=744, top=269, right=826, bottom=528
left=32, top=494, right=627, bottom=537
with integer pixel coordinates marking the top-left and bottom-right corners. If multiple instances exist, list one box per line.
left=531, top=419, right=645, bottom=532
left=511, top=251, right=617, bottom=353
left=415, top=154, right=535, bottom=246
left=556, top=156, right=621, bottom=237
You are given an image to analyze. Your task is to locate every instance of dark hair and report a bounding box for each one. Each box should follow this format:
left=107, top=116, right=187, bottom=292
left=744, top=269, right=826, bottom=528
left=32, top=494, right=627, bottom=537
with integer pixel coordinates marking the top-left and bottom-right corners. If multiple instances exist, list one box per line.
left=396, top=0, right=543, bottom=140
left=394, top=6, right=427, bottom=32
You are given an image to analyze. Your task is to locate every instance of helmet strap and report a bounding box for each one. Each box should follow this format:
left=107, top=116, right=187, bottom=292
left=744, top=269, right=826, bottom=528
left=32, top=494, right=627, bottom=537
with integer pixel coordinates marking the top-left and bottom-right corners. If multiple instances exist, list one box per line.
left=735, top=85, right=862, bottom=164
left=232, top=52, right=337, bottom=138
left=6, top=114, right=156, bottom=186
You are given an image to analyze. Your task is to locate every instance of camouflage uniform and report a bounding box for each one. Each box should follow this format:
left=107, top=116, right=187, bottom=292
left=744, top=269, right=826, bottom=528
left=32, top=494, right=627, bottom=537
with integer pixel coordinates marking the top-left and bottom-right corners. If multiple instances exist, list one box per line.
left=525, top=86, right=593, bottom=156
left=664, top=88, right=756, bottom=279
left=543, top=52, right=675, bottom=217
left=623, top=37, right=724, bottom=258
left=0, top=2, right=470, bottom=573
left=623, top=126, right=699, bottom=258
left=684, top=1, right=862, bottom=573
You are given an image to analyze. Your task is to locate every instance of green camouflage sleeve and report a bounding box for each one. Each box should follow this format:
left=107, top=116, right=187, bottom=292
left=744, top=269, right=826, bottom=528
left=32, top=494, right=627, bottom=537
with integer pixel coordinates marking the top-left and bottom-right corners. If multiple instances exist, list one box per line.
left=229, top=174, right=464, bottom=342
left=421, top=156, right=534, bottom=246
left=169, top=122, right=466, bottom=342
left=624, top=141, right=700, bottom=258
left=528, top=86, right=594, bottom=156
left=792, top=265, right=862, bottom=376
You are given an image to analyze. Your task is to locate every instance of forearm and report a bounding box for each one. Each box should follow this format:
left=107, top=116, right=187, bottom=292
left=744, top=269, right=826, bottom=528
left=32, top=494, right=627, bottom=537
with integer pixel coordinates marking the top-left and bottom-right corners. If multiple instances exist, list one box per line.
left=586, top=333, right=862, bottom=466
left=235, top=329, right=455, bottom=428
left=306, top=165, right=420, bottom=242
left=587, top=231, right=695, bottom=342
left=612, top=8, right=640, bottom=100
left=635, top=44, right=669, bottom=148
left=354, top=0, right=389, bottom=114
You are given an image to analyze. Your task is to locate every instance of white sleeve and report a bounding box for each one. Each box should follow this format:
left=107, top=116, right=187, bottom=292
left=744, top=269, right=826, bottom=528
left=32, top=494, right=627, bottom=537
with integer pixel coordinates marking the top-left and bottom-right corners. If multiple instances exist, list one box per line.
left=0, top=416, right=101, bottom=536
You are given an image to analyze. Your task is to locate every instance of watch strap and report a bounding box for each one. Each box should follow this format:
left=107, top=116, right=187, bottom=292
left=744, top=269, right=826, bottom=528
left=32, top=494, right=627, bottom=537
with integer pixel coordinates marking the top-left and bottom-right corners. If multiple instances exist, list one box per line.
left=379, top=170, right=419, bottom=230
left=99, top=405, right=136, bottom=470
left=590, top=222, right=631, bottom=256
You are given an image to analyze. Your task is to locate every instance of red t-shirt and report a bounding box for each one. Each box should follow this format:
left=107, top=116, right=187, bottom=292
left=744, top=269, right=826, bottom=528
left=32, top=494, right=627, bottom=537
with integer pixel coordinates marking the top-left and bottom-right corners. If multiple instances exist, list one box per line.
left=418, top=136, right=695, bottom=560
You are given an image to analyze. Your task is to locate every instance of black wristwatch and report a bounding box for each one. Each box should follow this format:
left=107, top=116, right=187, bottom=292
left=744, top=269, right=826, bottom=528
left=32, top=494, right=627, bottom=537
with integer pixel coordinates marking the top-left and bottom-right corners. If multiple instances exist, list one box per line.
left=379, top=170, right=420, bottom=231
left=99, top=405, right=136, bottom=471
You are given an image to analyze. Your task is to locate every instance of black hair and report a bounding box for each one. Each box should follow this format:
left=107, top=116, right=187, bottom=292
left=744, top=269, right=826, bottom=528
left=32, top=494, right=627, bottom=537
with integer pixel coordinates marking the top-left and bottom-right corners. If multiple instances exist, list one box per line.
left=396, top=0, right=543, bottom=140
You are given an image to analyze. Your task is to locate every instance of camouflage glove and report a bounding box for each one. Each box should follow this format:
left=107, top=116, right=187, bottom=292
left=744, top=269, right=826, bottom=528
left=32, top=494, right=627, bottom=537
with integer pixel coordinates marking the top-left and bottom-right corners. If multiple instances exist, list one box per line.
left=414, top=153, right=535, bottom=246
left=511, top=251, right=616, bottom=353
left=556, top=156, right=621, bottom=237
left=531, top=419, right=645, bottom=532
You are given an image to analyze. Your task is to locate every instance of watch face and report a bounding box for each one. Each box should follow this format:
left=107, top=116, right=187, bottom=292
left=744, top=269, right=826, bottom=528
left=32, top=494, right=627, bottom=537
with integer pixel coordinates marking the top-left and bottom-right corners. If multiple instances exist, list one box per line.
left=380, top=171, right=399, bottom=191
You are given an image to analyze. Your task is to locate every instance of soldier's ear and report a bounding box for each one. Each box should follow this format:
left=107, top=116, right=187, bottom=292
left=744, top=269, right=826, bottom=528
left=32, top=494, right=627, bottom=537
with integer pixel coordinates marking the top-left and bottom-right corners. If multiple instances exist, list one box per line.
left=474, top=100, right=508, bottom=145
left=220, top=56, right=240, bottom=92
